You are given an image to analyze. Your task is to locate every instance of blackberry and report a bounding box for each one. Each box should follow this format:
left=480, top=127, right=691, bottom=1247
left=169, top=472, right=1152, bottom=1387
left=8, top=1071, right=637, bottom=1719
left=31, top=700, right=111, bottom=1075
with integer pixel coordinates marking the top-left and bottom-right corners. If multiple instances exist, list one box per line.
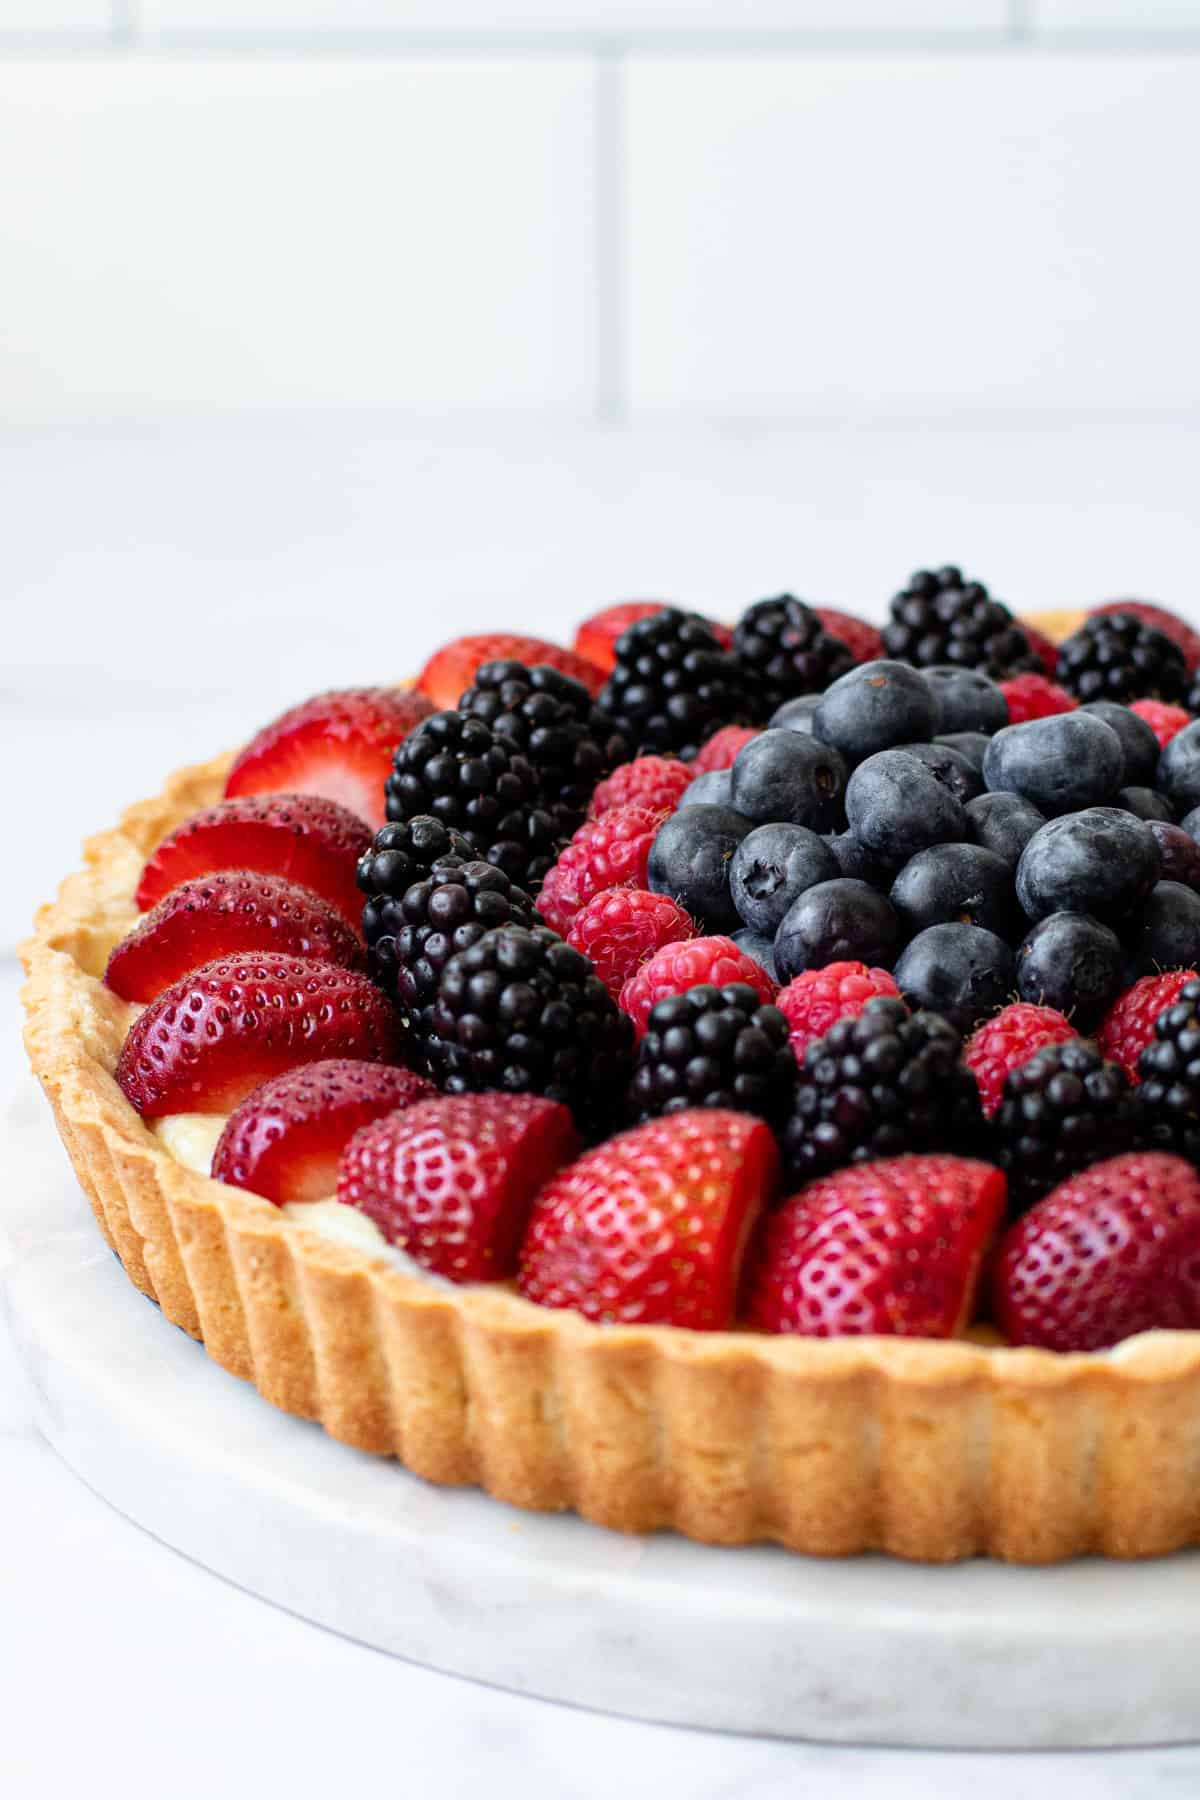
left=1056, top=611, right=1187, bottom=705
left=997, top=1038, right=1136, bottom=1212
left=357, top=816, right=472, bottom=954
left=783, top=995, right=984, bottom=1181
left=630, top=983, right=795, bottom=1126
left=426, top=924, right=634, bottom=1130
left=881, top=566, right=1039, bottom=679
left=384, top=710, right=548, bottom=889
left=732, top=595, right=854, bottom=721
left=594, top=608, right=751, bottom=759
left=1138, top=977, right=1200, bottom=1162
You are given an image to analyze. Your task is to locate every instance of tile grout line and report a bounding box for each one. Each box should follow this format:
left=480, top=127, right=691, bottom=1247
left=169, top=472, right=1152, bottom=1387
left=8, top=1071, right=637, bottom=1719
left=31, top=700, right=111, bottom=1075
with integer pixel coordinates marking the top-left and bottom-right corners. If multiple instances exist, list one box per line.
left=593, top=46, right=627, bottom=427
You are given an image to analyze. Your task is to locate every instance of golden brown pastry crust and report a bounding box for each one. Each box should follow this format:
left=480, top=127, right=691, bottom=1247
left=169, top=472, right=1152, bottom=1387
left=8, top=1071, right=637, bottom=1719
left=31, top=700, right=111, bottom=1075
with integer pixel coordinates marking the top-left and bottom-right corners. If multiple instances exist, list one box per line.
left=21, top=681, right=1200, bottom=1563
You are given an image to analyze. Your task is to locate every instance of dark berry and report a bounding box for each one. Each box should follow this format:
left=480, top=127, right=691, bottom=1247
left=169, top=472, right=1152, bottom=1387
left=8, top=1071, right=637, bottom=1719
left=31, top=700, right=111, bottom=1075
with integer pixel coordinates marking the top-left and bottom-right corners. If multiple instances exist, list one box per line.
left=729, top=728, right=847, bottom=831
left=923, top=664, right=1010, bottom=735
left=893, top=922, right=1015, bottom=1034
left=679, top=768, right=733, bottom=808
left=889, top=843, right=1015, bottom=939
left=823, top=830, right=893, bottom=889
left=1118, top=786, right=1175, bottom=823
left=881, top=566, right=1038, bottom=679
left=1015, top=911, right=1124, bottom=1030
left=812, top=660, right=937, bottom=765
left=594, top=608, right=751, bottom=759
left=647, top=804, right=754, bottom=933
left=732, top=595, right=855, bottom=721
left=1056, top=612, right=1187, bottom=706
left=769, top=693, right=822, bottom=734
left=1139, top=978, right=1200, bottom=1162
left=731, top=927, right=779, bottom=982
left=774, top=879, right=902, bottom=981
left=358, top=816, right=473, bottom=954
left=1150, top=821, right=1200, bottom=895
left=1015, top=808, right=1160, bottom=926
left=384, top=711, right=543, bottom=887
left=997, top=1038, right=1136, bottom=1212
left=730, top=823, right=839, bottom=937
left=1132, top=881, right=1200, bottom=977
left=1158, top=721, right=1200, bottom=816
left=935, top=731, right=990, bottom=776
left=1078, top=699, right=1161, bottom=788
left=893, top=739, right=984, bottom=805
left=844, top=748, right=966, bottom=864
left=964, top=791, right=1046, bottom=869
left=631, top=983, right=795, bottom=1125
left=982, top=713, right=1124, bottom=816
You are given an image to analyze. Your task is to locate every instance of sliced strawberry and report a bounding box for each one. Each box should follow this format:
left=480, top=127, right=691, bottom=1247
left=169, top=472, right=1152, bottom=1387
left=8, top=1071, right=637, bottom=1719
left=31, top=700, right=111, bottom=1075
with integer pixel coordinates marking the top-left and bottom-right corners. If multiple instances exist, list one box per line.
left=339, top=1093, right=578, bottom=1281
left=573, top=602, right=668, bottom=674
left=746, top=1154, right=1006, bottom=1338
left=225, top=687, right=432, bottom=830
left=417, top=633, right=605, bottom=709
left=518, top=1108, right=778, bottom=1328
left=212, top=1060, right=433, bottom=1205
left=106, top=872, right=365, bottom=1003
left=136, top=794, right=371, bottom=931
left=116, top=952, right=400, bottom=1118
left=1094, top=601, right=1200, bottom=675
left=814, top=608, right=885, bottom=667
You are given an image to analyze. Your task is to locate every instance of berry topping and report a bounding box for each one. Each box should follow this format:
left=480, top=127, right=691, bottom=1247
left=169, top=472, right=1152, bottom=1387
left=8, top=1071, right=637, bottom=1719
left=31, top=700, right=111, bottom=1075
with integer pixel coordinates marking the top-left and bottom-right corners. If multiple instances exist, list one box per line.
left=1014, top=911, right=1124, bottom=1031
left=891, top=922, right=1015, bottom=1035
left=1130, top=697, right=1194, bottom=750
left=357, top=816, right=476, bottom=960
left=1015, top=808, right=1160, bottom=926
left=1133, top=880, right=1200, bottom=976
left=1077, top=699, right=1163, bottom=786
left=646, top=804, right=754, bottom=934
left=730, top=729, right=848, bottom=832
left=1021, top=619, right=1063, bottom=679
left=619, top=934, right=778, bottom=1040
left=729, top=823, right=839, bottom=938
left=963, top=791, right=1046, bottom=869
left=106, top=871, right=365, bottom=1003
left=999, top=671, right=1077, bottom=725
left=731, top=595, right=855, bottom=720
left=812, top=661, right=937, bottom=765
left=692, top=723, right=761, bottom=773
left=1138, top=977, right=1200, bottom=1161
left=889, top=841, right=1016, bottom=940
left=212, top=1060, right=434, bottom=1206
left=882, top=566, right=1039, bottom=678
left=573, top=601, right=668, bottom=672
left=115, top=953, right=401, bottom=1118
left=384, top=711, right=545, bottom=890
left=225, top=687, right=433, bottom=830
left=1056, top=611, right=1188, bottom=705
left=136, top=794, right=373, bottom=930
left=775, top=879, right=902, bottom=982
left=847, top=744, right=971, bottom=865
left=518, top=1109, right=778, bottom=1328
left=992, top=1152, right=1200, bottom=1351
left=1093, top=600, right=1200, bottom=676
left=982, top=712, right=1124, bottom=816
left=339, top=1093, right=578, bottom=1281
left=1150, top=821, right=1200, bottom=894
left=813, top=607, right=884, bottom=667
left=775, top=961, right=900, bottom=1063
left=1158, top=720, right=1200, bottom=816
left=593, top=607, right=751, bottom=759
left=963, top=1001, right=1077, bottom=1119
left=1098, top=970, right=1198, bottom=1082
left=417, top=633, right=604, bottom=710
left=746, top=1154, right=1006, bottom=1338
left=588, top=754, right=693, bottom=819
left=565, top=886, right=696, bottom=1000
left=538, top=803, right=666, bottom=938
left=921, top=665, right=1009, bottom=735
left=996, top=1038, right=1136, bottom=1212
left=631, top=984, right=795, bottom=1125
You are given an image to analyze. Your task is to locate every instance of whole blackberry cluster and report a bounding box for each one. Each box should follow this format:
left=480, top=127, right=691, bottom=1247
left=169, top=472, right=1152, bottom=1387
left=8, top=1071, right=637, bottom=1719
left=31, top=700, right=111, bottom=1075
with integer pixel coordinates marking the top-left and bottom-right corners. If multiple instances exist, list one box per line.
left=783, top=996, right=983, bottom=1181
left=997, top=1038, right=1136, bottom=1212
left=630, top=983, right=795, bottom=1126
left=1138, top=977, right=1200, bottom=1162
left=594, top=608, right=751, bottom=759
left=1056, top=611, right=1188, bottom=705
left=426, top=924, right=634, bottom=1130
left=881, top=566, right=1039, bottom=678
left=358, top=816, right=472, bottom=953
left=732, top=595, right=855, bottom=722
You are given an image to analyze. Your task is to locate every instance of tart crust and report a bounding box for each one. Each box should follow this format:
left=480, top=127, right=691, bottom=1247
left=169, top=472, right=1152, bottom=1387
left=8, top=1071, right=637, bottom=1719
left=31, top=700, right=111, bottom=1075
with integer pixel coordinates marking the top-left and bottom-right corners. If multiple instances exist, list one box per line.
left=21, top=615, right=1200, bottom=1565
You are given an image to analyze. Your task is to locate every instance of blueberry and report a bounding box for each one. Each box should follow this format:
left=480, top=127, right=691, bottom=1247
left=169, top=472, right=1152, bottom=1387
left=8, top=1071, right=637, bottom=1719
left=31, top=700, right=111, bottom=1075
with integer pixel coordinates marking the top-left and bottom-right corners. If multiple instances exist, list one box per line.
left=774, top=878, right=902, bottom=980
left=647, top=804, right=754, bottom=933
left=935, top=731, right=990, bottom=776
left=679, top=768, right=732, bottom=809
left=768, top=694, right=822, bottom=734
left=1015, top=807, right=1160, bottom=926
left=1158, top=721, right=1200, bottom=815
left=812, top=661, right=937, bottom=765
left=982, top=713, right=1124, bottom=816
left=1015, top=911, right=1124, bottom=1029
left=730, top=823, right=839, bottom=936
left=1079, top=700, right=1161, bottom=789
left=1132, top=881, right=1200, bottom=976
left=923, top=665, right=1010, bottom=735
left=844, top=748, right=966, bottom=864
left=823, top=830, right=894, bottom=889
left=1150, top=821, right=1200, bottom=896
left=892, top=923, right=1015, bottom=1035
left=1182, top=804, right=1200, bottom=842
left=731, top=926, right=779, bottom=982
left=894, top=740, right=984, bottom=805
left=730, top=728, right=847, bottom=831
left=964, top=791, right=1046, bottom=869
left=1117, top=786, right=1175, bottom=823
left=889, top=843, right=1015, bottom=939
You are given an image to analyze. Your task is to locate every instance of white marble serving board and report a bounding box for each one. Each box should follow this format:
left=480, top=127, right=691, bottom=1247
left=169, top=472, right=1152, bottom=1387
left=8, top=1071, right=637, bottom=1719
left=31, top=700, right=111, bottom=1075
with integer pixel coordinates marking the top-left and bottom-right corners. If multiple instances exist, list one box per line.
left=3, top=1077, right=1200, bottom=1753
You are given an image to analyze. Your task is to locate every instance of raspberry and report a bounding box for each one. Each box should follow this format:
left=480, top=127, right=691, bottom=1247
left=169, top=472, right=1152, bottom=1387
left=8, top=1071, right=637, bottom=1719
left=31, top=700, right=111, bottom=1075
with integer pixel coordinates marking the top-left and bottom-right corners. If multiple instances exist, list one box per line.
left=1130, top=697, right=1193, bottom=750
left=775, top=961, right=900, bottom=1065
left=962, top=1001, right=1077, bottom=1119
left=619, top=935, right=777, bottom=1040
left=999, top=671, right=1078, bottom=724
left=537, top=804, right=666, bottom=937
left=692, top=724, right=761, bottom=773
left=1098, top=970, right=1199, bottom=1081
left=814, top=607, right=885, bottom=667
left=589, top=756, right=692, bottom=819
left=565, top=887, right=695, bottom=1000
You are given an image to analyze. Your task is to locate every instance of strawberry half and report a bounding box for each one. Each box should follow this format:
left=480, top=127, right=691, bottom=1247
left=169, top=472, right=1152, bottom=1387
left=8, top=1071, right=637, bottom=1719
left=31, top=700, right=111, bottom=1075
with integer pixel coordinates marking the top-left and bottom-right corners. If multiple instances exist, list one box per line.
left=518, top=1108, right=778, bottom=1328
left=339, top=1092, right=578, bottom=1281
left=745, top=1155, right=1006, bottom=1338
left=225, top=687, right=432, bottom=830
left=573, top=601, right=668, bottom=674
left=212, top=1059, right=433, bottom=1206
left=135, top=794, right=372, bottom=930
left=116, top=952, right=401, bottom=1118
left=106, top=871, right=365, bottom=1002
left=416, top=633, right=605, bottom=709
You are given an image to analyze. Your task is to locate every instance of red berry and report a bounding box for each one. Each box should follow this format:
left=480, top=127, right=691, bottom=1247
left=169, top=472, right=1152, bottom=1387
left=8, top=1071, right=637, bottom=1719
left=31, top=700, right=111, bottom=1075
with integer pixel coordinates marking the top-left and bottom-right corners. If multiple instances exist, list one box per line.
left=225, top=687, right=432, bottom=830
left=746, top=1154, right=1006, bottom=1338
left=814, top=608, right=885, bottom=666
left=573, top=602, right=667, bottom=674
left=619, top=935, right=777, bottom=1040
left=212, top=1059, right=434, bottom=1206
left=566, top=887, right=696, bottom=1000
left=1130, top=697, right=1193, bottom=750
left=963, top=1001, right=1077, bottom=1119
left=537, top=804, right=666, bottom=937
left=1097, top=970, right=1198, bottom=1082
left=105, top=872, right=365, bottom=1003
left=1021, top=621, right=1062, bottom=679
left=775, top=962, right=900, bottom=1065
left=692, top=725, right=761, bottom=773
left=589, top=756, right=693, bottom=819
left=993, top=1152, right=1200, bottom=1351
left=136, top=794, right=372, bottom=930
left=518, top=1108, right=778, bottom=1328
left=1094, top=601, right=1200, bottom=676
left=416, top=633, right=605, bottom=710
left=339, top=1093, right=578, bottom=1282
left=999, top=671, right=1078, bottom=724
left=115, top=952, right=401, bottom=1118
